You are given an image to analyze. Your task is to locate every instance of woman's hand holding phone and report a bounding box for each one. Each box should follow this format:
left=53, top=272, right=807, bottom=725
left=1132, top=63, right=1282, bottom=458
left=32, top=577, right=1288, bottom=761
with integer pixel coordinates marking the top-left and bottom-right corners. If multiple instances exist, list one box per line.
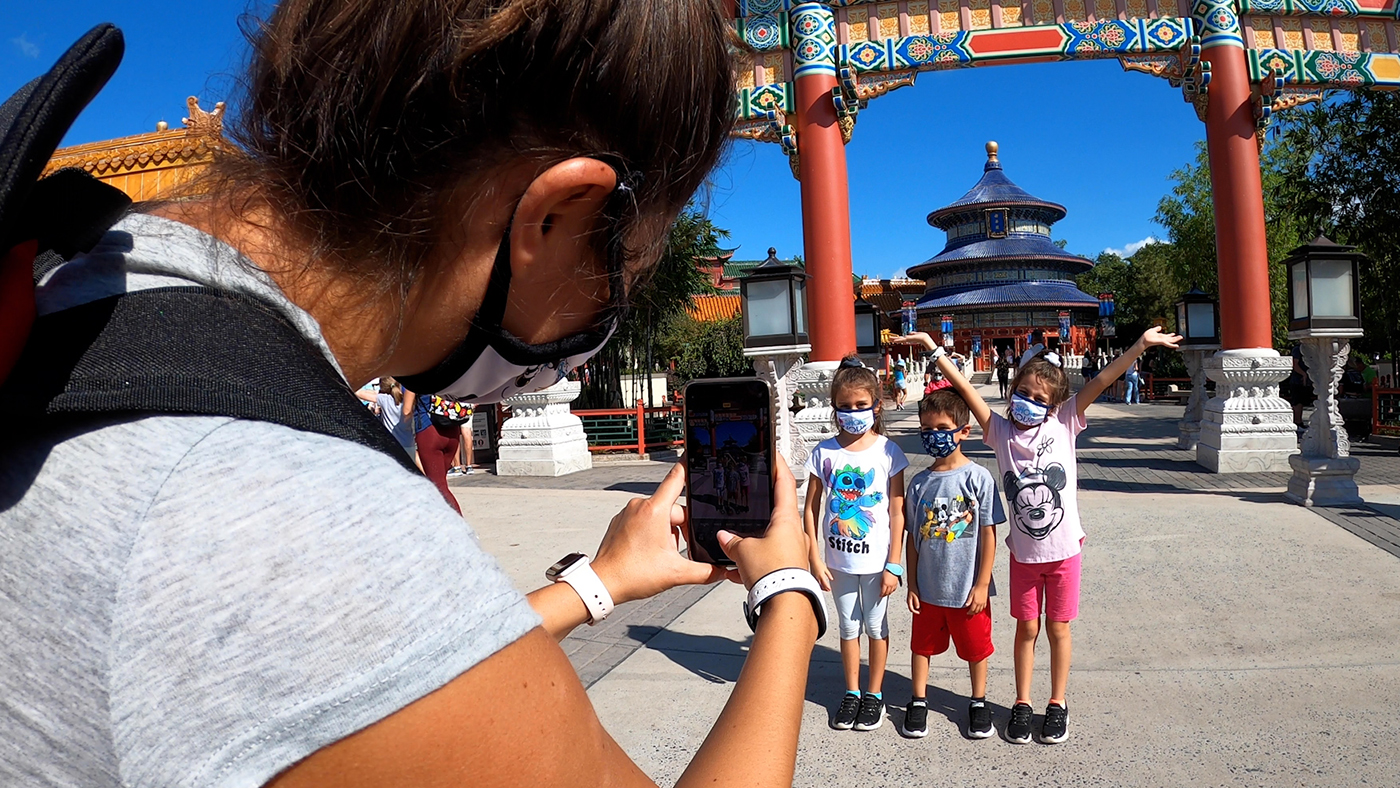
left=716, top=460, right=808, bottom=590
left=591, top=463, right=727, bottom=605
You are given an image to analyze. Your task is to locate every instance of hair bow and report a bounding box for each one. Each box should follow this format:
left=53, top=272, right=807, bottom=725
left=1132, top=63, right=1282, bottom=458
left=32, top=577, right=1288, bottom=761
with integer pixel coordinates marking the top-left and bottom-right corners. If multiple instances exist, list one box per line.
left=926, top=379, right=953, bottom=392
left=1019, top=344, right=1062, bottom=369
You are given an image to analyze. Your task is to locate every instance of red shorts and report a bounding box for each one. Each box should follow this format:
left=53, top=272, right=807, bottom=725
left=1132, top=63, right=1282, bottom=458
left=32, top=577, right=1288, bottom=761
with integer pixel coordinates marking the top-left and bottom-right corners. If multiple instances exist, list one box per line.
left=1008, top=552, right=1082, bottom=622
left=910, top=602, right=993, bottom=663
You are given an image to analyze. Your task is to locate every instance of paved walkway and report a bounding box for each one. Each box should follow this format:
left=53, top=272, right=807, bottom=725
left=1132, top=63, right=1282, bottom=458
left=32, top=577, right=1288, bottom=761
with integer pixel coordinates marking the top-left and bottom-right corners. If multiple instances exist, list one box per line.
left=452, top=385, right=1400, bottom=787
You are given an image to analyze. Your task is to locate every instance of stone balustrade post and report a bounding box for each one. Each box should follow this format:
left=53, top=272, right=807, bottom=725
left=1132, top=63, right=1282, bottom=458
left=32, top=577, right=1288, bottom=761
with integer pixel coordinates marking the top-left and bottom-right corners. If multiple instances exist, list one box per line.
left=1178, top=345, right=1218, bottom=451
left=495, top=380, right=593, bottom=477
left=1286, top=335, right=1362, bottom=506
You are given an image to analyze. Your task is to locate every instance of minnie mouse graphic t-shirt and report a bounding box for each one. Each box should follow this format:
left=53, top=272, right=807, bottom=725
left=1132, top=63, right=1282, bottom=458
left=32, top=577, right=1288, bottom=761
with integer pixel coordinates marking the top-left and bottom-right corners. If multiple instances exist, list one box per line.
left=985, top=394, right=1087, bottom=564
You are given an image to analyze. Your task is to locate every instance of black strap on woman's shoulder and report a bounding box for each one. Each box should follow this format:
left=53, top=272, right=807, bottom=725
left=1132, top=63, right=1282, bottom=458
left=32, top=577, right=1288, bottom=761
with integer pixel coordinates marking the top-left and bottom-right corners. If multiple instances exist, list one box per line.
left=1, top=286, right=420, bottom=474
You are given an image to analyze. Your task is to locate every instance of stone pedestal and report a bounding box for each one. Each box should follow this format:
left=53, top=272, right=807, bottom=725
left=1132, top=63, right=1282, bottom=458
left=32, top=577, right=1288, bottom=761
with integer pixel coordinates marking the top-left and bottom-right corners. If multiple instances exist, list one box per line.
left=495, top=380, right=593, bottom=477
left=748, top=347, right=809, bottom=483
left=792, top=360, right=841, bottom=485
left=1177, top=345, right=1218, bottom=451
left=1196, top=350, right=1298, bottom=473
left=1285, top=334, right=1363, bottom=506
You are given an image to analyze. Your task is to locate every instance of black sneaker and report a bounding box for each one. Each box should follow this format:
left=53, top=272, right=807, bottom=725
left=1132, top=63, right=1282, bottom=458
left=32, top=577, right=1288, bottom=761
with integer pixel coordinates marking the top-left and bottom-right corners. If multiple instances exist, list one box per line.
left=1005, top=702, right=1033, bottom=744
left=1039, top=702, right=1068, bottom=744
left=853, top=692, right=884, bottom=731
left=832, top=693, right=861, bottom=730
left=900, top=699, right=928, bottom=738
left=967, top=701, right=993, bottom=739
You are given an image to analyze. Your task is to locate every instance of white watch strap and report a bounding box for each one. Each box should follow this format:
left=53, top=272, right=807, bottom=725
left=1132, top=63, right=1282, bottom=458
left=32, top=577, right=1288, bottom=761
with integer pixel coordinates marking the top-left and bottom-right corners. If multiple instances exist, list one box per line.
left=744, top=568, right=828, bottom=640
left=557, top=558, right=614, bottom=625
left=930, top=345, right=947, bottom=361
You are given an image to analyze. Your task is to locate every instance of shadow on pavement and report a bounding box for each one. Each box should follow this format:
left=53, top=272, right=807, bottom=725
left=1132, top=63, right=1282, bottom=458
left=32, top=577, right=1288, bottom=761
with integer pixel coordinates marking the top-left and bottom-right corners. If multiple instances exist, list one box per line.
left=631, top=626, right=1009, bottom=738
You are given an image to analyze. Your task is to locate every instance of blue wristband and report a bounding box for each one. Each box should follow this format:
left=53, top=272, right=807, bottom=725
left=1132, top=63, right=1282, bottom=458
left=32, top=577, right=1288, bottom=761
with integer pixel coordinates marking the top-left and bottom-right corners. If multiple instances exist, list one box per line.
left=884, top=562, right=904, bottom=577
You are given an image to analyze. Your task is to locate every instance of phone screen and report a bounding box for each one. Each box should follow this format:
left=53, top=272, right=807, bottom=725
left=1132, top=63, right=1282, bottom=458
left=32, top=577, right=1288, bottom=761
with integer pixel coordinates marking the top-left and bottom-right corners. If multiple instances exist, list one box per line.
left=684, top=379, right=774, bottom=566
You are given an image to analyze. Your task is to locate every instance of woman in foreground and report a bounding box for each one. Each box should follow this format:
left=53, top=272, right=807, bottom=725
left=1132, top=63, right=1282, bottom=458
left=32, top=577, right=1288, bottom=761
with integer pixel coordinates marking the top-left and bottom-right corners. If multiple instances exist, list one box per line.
left=0, top=2, right=819, bottom=786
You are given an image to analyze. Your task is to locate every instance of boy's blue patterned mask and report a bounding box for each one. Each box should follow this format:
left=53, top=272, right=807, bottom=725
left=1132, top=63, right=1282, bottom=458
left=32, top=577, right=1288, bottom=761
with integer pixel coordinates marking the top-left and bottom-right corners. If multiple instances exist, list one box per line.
left=1010, top=393, right=1050, bottom=426
left=835, top=408, right=875, bottom=435
left=920, top=428, right=959, bottom=458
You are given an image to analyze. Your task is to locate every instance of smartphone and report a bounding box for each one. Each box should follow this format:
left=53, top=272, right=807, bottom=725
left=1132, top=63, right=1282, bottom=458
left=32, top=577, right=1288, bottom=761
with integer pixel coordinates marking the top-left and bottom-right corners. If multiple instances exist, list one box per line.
left=682, top=378, right=775, bottom=567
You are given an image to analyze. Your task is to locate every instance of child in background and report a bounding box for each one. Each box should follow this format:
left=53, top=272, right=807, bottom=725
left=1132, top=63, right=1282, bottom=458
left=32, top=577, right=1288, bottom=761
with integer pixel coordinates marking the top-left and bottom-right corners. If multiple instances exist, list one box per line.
left=804, top=357, right=909, bottom=732
left=901, top=384, right=1005, bottom=740
left=898, top=326, right=1179, bottom=745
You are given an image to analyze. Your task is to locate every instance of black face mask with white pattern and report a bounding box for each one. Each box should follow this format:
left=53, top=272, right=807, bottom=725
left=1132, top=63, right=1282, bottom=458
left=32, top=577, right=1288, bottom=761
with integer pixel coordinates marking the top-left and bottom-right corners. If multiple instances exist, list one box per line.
left=398, top=166, right=639, bottom=403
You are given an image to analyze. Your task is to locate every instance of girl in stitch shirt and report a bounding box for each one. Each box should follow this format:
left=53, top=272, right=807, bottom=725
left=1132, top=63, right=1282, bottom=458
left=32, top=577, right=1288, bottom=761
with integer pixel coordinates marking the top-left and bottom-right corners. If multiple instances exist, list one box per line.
left=803, top=357, right=909, bottom=733
left=897, top=328, right=1179, bottom=745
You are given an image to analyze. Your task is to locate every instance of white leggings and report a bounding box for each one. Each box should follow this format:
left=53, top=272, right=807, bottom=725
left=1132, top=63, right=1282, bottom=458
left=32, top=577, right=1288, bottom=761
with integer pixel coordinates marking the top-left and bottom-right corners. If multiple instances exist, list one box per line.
left=830, top=569, right=889, bottom=640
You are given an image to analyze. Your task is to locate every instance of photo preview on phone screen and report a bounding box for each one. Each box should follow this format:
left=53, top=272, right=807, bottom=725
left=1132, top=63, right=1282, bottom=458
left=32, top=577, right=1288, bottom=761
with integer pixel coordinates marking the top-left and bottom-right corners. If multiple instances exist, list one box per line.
left=685, top=395, right=773, bottom=565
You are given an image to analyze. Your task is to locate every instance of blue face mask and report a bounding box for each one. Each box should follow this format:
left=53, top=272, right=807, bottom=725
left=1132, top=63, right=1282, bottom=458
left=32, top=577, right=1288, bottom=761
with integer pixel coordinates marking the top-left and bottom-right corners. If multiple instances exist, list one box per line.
left=1010, top=393, right=1050, bottom=426
left=836, top=408, right=876, bottom=435
left=920, top=428, right=960, bottom=458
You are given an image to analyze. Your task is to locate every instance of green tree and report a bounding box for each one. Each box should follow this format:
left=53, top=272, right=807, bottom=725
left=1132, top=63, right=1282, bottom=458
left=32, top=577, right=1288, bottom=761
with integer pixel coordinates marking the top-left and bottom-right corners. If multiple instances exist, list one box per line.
left=659, top=313, right=749, bottom=386
left=1152, top=141, right=1307, bottom=348
left=579, top=209, right=727, bottom=408
left=1273, top=93, right=1400, bottom=366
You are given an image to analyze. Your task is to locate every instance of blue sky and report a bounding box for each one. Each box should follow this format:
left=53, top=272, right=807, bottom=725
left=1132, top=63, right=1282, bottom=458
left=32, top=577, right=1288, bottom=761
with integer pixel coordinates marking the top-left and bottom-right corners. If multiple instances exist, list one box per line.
left=5, top=2, right=1206, bottom=276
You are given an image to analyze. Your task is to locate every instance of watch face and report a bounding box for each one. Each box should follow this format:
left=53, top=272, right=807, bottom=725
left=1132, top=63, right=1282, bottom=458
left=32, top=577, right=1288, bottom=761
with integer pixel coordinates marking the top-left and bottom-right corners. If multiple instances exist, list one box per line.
left=546, top=552, right=587, bottom=581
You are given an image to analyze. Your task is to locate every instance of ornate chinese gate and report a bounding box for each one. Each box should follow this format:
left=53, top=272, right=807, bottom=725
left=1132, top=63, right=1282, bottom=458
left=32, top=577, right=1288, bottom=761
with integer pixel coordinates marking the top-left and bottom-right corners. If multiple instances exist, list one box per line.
left=728, top=0, right=1399, bottom=471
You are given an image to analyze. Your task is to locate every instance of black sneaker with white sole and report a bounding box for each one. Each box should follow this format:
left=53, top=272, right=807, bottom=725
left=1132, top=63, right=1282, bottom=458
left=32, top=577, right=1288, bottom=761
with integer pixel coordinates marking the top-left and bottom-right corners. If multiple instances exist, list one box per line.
left=853, top=693, right=884, bottom=731
left=1039, top=702, right=1069, bottom=744
left=900, top=699, right=928, bottom=738
left=832, top=693, right=861, bottom=730
left=967, top=701, right=993, bottom=739
left=1005, top=702, right=1034, bottom=744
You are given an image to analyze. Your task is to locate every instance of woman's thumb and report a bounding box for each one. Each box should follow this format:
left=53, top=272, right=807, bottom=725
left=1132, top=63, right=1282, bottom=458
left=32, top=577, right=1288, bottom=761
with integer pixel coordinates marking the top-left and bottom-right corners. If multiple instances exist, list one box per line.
left=716, top=529, right=740, bottom=556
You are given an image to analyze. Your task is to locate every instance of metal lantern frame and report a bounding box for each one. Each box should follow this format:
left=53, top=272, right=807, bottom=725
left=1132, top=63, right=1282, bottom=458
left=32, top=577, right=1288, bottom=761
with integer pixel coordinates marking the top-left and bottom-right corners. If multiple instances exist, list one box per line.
left=739, top=247, right=810, bottom=351
left=1174, top=287, right=1221, bottom=346
left=1283, top=236, right=1365, bottom=337
left=853, top=296, right=881, bottom=355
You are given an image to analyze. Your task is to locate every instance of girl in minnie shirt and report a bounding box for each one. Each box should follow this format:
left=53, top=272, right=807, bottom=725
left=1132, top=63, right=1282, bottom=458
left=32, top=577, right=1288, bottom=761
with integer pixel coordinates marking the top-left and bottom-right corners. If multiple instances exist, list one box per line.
left=896, top=327, right=1179, bottom=745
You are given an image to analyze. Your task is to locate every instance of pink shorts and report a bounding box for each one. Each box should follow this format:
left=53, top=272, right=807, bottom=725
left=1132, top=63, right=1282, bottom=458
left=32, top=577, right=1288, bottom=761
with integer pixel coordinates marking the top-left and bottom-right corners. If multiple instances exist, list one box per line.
left=1009, top=552, right=1082, bottom=622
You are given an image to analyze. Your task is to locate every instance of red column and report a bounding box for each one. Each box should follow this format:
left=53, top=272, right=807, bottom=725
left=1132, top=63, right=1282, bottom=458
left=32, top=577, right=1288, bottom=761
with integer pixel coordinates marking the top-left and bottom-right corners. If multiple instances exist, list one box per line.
left=1201, top=45, right=1274, bottom=350
left=794, top=73, right=856, bottom=362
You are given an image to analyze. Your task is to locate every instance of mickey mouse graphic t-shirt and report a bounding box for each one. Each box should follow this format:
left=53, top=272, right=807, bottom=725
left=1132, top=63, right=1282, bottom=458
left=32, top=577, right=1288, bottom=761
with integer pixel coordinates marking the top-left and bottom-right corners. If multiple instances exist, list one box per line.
left=805, top=435, right=909, bottom=575
left=905, top=462, right=1006, bottom=608
left=985, top=394, right=1087, bottom=564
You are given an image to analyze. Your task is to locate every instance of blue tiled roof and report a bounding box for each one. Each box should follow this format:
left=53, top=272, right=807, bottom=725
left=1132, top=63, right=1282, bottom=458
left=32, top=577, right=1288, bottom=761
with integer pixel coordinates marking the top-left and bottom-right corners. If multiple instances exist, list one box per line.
left=915, top=280, right=1100, bottom=311
left=927, top=157, right=1066, bottom=227
left=909, top=235, right=1093, bottom=275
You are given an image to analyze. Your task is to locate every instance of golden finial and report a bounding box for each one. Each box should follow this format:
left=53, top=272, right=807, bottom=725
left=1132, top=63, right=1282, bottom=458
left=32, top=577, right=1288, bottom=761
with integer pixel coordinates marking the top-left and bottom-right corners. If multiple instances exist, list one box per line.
left=155, top=120, right=168, bottom=132
left=986, top=140, right=999, bottom=163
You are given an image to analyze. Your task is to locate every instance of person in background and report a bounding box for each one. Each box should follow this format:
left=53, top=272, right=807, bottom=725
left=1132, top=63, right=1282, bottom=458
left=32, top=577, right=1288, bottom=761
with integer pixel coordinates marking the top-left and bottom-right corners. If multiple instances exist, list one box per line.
left=1123, top=356, right=1141, bottom=405
left=997, top=352, right=1013, bottom=400
left=449, top=401, right=477, bottom=476
left=893, top=358, right=909, bottom=411
left=373, top=377, right=414, bottom=455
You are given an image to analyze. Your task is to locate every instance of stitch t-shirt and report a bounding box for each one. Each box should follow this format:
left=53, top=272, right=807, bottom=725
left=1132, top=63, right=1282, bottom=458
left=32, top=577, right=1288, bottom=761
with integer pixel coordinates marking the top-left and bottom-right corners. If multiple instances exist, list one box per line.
left=905, top=462, right=1005, bottom=608
left=805, top=435, right=909, bottom=575
left=985, top=395, right=1087, bottom=564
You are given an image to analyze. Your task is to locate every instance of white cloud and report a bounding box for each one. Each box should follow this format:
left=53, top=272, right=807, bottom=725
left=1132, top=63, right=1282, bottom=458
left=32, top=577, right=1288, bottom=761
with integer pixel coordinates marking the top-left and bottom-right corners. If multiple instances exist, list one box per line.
left=1102, top=236, right=1161, bottom=259
left=11, top=34, right=39, bottom=58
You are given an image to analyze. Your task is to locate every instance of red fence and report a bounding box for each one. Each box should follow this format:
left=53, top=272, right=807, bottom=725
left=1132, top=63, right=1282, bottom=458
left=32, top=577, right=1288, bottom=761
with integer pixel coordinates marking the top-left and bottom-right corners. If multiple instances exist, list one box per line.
left=572, top=400, right=684, bottom=456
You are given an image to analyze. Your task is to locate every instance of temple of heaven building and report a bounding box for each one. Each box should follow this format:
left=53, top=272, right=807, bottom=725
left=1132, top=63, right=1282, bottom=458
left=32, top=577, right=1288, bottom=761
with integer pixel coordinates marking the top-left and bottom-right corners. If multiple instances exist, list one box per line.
left=908, top=142, right=1099, bottom=369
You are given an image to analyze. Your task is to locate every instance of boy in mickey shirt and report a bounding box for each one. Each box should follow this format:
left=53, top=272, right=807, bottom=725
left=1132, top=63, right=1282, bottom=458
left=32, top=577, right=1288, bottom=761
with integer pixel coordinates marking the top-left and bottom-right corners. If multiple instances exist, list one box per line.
left=901, top=384, right=1005, bottom=740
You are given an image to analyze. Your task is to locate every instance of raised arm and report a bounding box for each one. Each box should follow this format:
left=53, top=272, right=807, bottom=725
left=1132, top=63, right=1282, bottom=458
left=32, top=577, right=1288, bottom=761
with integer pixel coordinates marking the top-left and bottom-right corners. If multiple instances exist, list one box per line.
left=1076, top=327, right=1181, bottom=418
left=892, top=333, right=993, bottom=433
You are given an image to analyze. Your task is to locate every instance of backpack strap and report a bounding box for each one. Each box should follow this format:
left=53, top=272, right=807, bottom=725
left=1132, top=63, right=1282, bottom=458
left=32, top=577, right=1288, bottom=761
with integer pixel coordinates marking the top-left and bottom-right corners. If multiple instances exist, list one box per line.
left=1, top=286, right=421, bottom=475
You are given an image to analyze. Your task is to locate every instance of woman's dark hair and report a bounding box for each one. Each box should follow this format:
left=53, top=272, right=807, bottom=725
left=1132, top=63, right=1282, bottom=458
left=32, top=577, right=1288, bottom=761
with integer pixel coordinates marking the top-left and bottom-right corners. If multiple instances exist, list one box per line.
left=210, top=0, right=735, bottom=293
left=1007, top=351, right=1071, bottom=415
left=831, top=356, right=884, bottom=435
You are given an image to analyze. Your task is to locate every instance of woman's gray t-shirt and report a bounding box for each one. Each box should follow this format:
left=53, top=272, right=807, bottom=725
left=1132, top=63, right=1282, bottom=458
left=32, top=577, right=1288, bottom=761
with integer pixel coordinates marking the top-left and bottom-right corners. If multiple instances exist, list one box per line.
left=0, top=214, right=540, bottom=788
